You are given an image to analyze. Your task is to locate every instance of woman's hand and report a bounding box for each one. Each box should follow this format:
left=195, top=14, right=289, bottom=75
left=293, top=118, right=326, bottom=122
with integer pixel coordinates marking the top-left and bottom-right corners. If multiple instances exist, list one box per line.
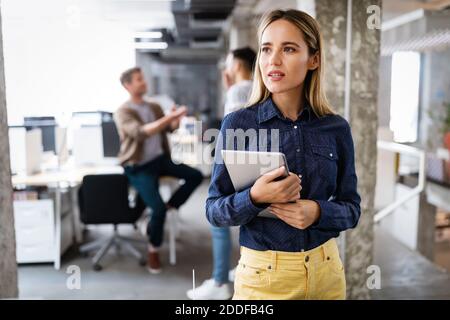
left=250, top=166, right=301, bottom=204
left=268, top=200, right=321, bottom=230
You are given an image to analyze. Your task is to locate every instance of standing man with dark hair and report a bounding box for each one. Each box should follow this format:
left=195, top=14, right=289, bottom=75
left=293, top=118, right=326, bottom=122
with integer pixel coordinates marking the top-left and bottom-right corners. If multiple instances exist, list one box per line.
left=114, top=67, right=203, bottom=274
left=187, top=47, right=256, bottom=300
left=222, top=47, right=256, bottom=116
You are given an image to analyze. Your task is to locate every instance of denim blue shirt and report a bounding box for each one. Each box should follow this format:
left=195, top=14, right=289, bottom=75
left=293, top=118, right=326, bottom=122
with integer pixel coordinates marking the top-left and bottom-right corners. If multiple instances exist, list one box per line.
left=206, top=96, right=361, bottom=252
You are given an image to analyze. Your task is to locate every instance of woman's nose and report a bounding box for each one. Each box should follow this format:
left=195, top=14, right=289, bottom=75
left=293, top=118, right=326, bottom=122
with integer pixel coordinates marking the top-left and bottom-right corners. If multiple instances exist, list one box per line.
left=269, top=50, right=282, bottom=66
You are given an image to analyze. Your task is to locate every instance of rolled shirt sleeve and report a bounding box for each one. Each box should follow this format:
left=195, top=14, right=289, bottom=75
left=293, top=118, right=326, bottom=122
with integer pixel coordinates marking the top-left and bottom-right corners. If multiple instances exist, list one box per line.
left=114, top=108, right=148, bottom=142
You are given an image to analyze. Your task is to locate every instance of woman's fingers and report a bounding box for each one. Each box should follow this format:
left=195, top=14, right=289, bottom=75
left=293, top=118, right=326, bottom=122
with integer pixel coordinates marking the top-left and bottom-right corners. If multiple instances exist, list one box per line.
left=286, top=172, right=301, bottom=186
left=263, top=166, right=287, bottom=183
left=270, top=204, right=296, bottom=214
left=279, top=175, right=301, bottom=197
left=270, top=209, right=301, bottom=225
left=271, top=203, right=305, bottom=218
left=284, top=182, right=301, bottom=198
left=289, top=194, right=301, bottom=202
left=275, top=172, right=299, bottom=188
left=270, top=208, right=305, bottom=227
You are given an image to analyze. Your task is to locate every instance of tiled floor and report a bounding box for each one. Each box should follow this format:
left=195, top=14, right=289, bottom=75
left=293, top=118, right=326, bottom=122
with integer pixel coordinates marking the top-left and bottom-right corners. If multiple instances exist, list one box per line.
left=372, top=226, right=450, bottom=299
left=18, top=182, right=240, bottom=300
left=17, top=181, right=450, bottom=299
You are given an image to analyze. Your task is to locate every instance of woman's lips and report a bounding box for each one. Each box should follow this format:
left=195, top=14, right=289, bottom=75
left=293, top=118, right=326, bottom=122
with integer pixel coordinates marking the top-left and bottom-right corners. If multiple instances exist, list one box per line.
left=267, top=70, right=285, bottom=81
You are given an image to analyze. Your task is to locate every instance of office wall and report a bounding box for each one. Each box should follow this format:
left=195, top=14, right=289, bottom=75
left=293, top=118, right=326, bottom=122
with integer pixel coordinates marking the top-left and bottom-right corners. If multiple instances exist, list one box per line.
left=1, top=0, right=135, bottom=125
left=136, top=52, right=220, bottom=121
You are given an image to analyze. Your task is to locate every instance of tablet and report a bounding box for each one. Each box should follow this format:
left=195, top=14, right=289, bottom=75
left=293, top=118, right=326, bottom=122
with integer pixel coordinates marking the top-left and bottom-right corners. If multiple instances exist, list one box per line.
left=221, top=150, right=290, bottom=218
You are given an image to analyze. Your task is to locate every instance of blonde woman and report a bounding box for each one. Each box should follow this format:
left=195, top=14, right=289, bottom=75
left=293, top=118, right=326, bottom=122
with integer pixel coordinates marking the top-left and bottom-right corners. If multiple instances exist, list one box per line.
left=206, top=9, right=361, bottom=300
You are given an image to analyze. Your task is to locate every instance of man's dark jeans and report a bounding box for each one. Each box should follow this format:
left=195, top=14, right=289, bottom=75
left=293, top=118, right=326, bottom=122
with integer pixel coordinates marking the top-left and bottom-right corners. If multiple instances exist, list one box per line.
left=124, top=154, right=203, bottom=247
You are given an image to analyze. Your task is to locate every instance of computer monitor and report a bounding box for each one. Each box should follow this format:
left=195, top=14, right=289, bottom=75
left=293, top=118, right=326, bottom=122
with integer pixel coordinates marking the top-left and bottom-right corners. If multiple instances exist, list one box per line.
left=24, top=117, right=57, bottom=153
left=71, top=111, right=120, bottom=158
left=8, top=126, right=42, bottom=175
left=102, top=120, right=120, bottom=158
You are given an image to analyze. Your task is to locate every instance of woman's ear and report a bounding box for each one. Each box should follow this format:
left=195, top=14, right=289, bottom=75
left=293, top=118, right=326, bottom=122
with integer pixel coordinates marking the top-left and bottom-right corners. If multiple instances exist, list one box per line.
left=308, top=52, right=319, bottom=70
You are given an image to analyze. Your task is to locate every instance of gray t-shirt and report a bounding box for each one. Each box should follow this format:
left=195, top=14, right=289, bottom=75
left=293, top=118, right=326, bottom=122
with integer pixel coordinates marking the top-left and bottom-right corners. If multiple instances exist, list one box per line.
left=224, top=80, right=253, bottom=116
left=128, top=101, right=163, bottom=165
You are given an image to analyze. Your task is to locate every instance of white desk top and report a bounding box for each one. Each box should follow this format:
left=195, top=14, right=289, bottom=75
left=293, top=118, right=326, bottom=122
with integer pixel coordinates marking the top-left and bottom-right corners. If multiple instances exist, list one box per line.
left=12, top=165, right=124, bottom=187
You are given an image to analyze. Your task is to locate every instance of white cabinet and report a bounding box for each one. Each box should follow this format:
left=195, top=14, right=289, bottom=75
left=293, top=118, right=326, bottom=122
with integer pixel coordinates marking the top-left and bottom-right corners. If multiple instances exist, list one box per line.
left=14, top=197, right=74, bottom=265
left=14, top=199, right=55, bottom=263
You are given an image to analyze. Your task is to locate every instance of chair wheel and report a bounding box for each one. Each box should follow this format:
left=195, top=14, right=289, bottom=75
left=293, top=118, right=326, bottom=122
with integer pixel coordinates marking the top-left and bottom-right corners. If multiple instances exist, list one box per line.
left=139, top=258, right=147, bottom=266
left=93, top=264, right=102, bottom=271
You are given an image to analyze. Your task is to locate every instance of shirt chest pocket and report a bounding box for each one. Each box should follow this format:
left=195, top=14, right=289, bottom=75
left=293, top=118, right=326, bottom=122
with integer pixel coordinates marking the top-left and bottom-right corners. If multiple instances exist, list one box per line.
left=310, top=145, right=339, bottom=185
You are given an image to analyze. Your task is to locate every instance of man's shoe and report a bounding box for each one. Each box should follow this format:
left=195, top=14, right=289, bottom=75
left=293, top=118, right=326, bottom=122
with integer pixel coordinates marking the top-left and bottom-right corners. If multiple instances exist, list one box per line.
left=147, top=251, right=162, bottom=274
left=186, top=279, right=232, bottom=300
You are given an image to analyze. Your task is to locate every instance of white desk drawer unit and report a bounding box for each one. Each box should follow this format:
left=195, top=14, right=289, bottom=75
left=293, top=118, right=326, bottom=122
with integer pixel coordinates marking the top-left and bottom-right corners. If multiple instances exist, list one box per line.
left=11, top=163, right=124, bottom=269
left=14, top=197, right=75, bottom=266
left=14, top=199, right=55, bottom=263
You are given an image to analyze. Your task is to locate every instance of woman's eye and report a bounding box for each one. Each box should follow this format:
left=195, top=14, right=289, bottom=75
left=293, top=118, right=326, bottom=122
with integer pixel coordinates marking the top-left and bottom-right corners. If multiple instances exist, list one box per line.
left=284, top=47, right=296, bottom=53
left=261, top=47, right=270, bottom=53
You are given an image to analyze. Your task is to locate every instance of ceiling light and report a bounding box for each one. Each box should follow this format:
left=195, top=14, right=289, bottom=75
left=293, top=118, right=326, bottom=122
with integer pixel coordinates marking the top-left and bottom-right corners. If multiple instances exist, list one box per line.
left=134, top=42, right=168, bottom=50
left=134, top=31, right=163, bottom=39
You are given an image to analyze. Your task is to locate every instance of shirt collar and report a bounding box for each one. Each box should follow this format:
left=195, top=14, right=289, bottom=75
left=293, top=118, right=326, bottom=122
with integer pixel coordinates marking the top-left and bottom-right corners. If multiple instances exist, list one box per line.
left=257, top=96, right=314, bottom=124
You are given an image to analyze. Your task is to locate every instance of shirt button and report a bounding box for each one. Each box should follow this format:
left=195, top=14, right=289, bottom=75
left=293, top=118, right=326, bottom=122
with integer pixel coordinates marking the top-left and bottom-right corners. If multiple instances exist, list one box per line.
left=296, top=149, right=300, bottom=152
left=294, top=125, right=297, bottom=129
left=305, top=256, right=310, bottom=262
left=330, top=153, right=333, bottom=157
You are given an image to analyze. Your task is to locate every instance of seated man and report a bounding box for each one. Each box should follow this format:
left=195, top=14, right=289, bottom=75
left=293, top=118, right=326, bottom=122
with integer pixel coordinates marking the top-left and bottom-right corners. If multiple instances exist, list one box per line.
left=114, top=67, right=203, bottom=274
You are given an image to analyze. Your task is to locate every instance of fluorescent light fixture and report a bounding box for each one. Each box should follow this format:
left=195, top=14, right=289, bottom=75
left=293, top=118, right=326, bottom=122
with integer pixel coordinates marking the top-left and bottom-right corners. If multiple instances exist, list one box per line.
left=134, top=31, right=163, bottom=39
left=134, top=42, right=168, bottom=50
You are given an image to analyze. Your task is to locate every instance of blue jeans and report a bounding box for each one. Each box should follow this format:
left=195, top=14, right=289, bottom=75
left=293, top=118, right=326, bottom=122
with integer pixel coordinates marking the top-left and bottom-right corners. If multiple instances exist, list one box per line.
left=124, top=154, right=203, bottom=247
left=211, top=226, right=231, bottom=284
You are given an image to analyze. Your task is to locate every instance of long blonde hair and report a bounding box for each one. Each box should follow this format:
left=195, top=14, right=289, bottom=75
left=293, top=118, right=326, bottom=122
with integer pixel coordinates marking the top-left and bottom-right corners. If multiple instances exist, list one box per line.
left=247, top=9, right=334, bottom=117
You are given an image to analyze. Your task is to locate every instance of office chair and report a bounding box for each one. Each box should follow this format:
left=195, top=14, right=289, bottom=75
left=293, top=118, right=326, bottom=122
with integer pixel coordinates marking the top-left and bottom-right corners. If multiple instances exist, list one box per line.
left=78, top=174, right=146, bottom=271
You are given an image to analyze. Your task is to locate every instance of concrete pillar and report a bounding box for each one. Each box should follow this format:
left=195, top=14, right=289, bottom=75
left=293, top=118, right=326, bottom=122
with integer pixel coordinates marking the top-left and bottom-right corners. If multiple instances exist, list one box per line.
left=0, top=9, right=18, bottom=298
left=316, top=0, right=348, bottom=115
left=317, top=0, right=381, bottom=299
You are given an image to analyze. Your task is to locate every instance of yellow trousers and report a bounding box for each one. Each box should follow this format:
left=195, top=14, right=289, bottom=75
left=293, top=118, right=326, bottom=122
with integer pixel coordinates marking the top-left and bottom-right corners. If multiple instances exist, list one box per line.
left=233, top=238, right=346, bottom=300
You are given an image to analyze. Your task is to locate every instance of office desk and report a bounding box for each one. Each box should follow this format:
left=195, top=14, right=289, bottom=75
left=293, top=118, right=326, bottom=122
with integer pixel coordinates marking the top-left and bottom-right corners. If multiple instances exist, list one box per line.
left=12, top=164, right=124, bottom=270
